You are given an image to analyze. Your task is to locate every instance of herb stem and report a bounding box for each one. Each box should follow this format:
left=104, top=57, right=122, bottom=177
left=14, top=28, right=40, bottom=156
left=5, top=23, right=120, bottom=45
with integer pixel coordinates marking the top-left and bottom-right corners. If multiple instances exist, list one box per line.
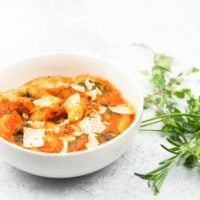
left=139, top=129, right=164, bottom=132
left=140, top=120, right=162, bottom=127
left=141, top=113, right=200, bottom=124
left=136, top=53, right=200, bottom=194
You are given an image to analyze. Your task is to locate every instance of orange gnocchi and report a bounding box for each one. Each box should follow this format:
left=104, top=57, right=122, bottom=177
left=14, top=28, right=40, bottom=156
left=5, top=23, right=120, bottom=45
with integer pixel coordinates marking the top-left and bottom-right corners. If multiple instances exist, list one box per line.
left=0, top=75, right=135, bottom=153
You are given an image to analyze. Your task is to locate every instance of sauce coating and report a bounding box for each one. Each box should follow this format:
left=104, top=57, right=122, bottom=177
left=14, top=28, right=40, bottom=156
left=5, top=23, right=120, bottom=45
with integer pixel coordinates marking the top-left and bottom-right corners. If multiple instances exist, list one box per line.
left=0, top=75, right=135, bottom=153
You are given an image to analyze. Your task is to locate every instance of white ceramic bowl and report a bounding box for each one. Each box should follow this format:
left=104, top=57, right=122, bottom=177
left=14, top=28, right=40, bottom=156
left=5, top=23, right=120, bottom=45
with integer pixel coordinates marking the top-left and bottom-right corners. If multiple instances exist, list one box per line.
left=0, top=54, right=143, bottom=178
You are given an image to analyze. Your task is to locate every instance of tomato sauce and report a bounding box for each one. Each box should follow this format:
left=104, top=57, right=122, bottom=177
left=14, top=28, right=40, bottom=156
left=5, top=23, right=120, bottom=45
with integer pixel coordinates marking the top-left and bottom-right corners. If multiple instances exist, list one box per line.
left=0, top=75, right=135, bottom=153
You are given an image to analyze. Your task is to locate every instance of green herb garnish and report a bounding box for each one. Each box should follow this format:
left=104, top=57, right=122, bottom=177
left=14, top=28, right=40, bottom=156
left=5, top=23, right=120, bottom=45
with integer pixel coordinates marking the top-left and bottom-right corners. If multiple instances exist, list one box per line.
left=135, top=53, right=200, bottom=194
left=78, top=82, right=86, bottom=88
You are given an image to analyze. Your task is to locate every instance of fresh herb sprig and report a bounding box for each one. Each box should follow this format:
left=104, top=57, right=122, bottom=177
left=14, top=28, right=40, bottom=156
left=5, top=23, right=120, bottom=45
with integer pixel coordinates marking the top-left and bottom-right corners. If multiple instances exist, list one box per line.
left=135, top=53, right=200, bottom=194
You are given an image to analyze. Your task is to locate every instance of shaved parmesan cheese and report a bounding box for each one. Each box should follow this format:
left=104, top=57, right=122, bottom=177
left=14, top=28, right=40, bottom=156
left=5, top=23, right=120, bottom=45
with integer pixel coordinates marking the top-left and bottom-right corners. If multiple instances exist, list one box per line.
left=56, top=81, right=69, bottom=88
left=92, top=109, right=98, bottom=113
left=71, top=83, right=85, bottom=92
left=96, top=88, right=102, bottom=95
left=65, top=93, right=80, bottom=107
left=86, top=87, right=102, bottom=101
left=73, top=131, right=83, bottom=136
left=26, top=121, right=45, bottom=128
left=86, top=90, right=98, bottom=101
left=67, top=135, right=76, bottom=142
left=86, top=89, right=97, bottom=97
left=46, top=120, right=69, bottom=133
left=85, top=79, right=95, bottom=90
left=44, top=81, right=69, bottom=89
left=60, top=119, right=69, bottom=126
left=86, top=134, right=99, bottom=149
left=60, top=138, right=68, bottom=153
left=70, top=125, right=83, bottom=136
left=63, top=93, right=83, bottom=122
left=78, top=116, right=106, bottom=135
left=47, top=126, right=60, bottom=133
left=23, top=128, right=45, bottom=148
left=33, top=96, right=61, bottom=107
left=104, top=121, right=110, bottom=125
left=109, top=104, right=135, bottom=114
left=71, top=124, right=81, bottom=131
left=99, top=106, right=107, bottom=114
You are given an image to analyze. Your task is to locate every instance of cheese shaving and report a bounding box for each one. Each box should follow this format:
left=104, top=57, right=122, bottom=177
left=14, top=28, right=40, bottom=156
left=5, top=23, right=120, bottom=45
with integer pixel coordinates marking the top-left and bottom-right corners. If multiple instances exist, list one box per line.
left=85, top=79, right=95, bottom=90
left=60, top=138, right=68, bottom=153
left=86, top=134, right=99, bottom=149
left=33, top=96, right=61, bottom=107
left=71, top=83, right=85, bottom=92
left=23, top=128, right=45, bottom=148
left=65, top=93, right=80, bottom=108
left=109, top=104, right=135, bottom=114
left=78, top=116, right=106, bottom=135
left=73, top=131, right=83, bottom=136
left=26, top=121, right=45, bottom=129
left=99, top=106, right=107, bottom=114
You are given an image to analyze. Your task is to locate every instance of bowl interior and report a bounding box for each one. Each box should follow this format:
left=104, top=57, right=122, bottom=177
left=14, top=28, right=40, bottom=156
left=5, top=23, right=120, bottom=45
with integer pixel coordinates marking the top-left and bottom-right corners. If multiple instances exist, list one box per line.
left=0, top=54, right=143, bottom=116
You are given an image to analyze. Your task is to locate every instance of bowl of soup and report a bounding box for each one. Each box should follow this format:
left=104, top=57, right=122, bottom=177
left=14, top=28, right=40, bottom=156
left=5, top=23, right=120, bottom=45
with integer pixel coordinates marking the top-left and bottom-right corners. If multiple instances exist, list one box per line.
left=0, top=54, right=143, bottom=178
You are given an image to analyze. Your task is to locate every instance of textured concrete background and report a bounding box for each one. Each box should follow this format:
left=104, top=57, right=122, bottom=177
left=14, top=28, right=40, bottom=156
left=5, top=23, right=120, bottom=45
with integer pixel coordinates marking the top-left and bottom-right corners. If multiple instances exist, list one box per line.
left=0, top=0, right=200, bottom=199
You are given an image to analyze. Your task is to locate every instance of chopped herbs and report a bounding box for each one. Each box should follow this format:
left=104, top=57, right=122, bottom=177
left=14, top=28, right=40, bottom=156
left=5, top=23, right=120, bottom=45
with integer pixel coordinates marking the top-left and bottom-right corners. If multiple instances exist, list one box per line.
left=22, top=92, right=33, bottom=98
left=97, top=131, right=117, bottom=143
left=93, top=82, right=102, bottom=89
left=24, top=122, right=31, bottom=127
left=13, top=129, right=23, bottom=143
left=92, top=82, right=110, bottom=94
left=78, top=82, right=86, bottom=88
left=135, top=53, right=200, bottom=194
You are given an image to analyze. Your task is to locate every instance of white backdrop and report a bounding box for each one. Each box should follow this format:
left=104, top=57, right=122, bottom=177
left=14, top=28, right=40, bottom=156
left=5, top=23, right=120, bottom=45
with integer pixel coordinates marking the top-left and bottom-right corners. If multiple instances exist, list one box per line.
left=0, top=1, right=200, bottom=200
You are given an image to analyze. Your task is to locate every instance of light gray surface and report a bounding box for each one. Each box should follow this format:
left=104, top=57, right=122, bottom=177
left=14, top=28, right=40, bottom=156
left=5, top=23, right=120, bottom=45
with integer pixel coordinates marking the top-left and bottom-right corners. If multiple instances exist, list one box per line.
left=0, top=0, right=200, bottom=199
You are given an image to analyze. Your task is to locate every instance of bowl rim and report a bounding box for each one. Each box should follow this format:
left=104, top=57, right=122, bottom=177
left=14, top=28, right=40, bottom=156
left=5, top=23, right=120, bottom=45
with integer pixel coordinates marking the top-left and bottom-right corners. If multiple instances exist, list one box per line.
left=0, top=53, right=144, bottom=157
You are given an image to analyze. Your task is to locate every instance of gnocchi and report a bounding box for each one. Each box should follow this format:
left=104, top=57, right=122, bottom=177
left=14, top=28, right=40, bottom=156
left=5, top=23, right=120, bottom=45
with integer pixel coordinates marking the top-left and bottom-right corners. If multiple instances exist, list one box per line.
left=0, top=75, right=135, bottom=153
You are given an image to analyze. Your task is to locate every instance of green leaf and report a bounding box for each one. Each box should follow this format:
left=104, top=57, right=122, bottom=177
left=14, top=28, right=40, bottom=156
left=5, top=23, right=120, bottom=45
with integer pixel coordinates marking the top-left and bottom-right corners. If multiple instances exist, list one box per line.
left=151, top=74, right=166, bottom=88
left=144, top=96, right=153, bottom=109
left=154, top=54, right=173, bottom=71
left=174, top=91, right=185, bottom=99
left=162, top=124, right=171, bottom=133
left=184, top=155, right=198, bottom=168
left=137, top=51, right=200, bottom=195
left=191, top=67, right=199, bottom=73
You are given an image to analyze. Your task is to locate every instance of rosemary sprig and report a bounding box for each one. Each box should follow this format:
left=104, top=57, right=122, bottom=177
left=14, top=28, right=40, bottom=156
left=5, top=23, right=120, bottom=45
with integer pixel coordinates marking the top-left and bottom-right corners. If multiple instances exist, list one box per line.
left=135, top=154, right=183, bottom=195
left=135, top=53, right=200, bottom=194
